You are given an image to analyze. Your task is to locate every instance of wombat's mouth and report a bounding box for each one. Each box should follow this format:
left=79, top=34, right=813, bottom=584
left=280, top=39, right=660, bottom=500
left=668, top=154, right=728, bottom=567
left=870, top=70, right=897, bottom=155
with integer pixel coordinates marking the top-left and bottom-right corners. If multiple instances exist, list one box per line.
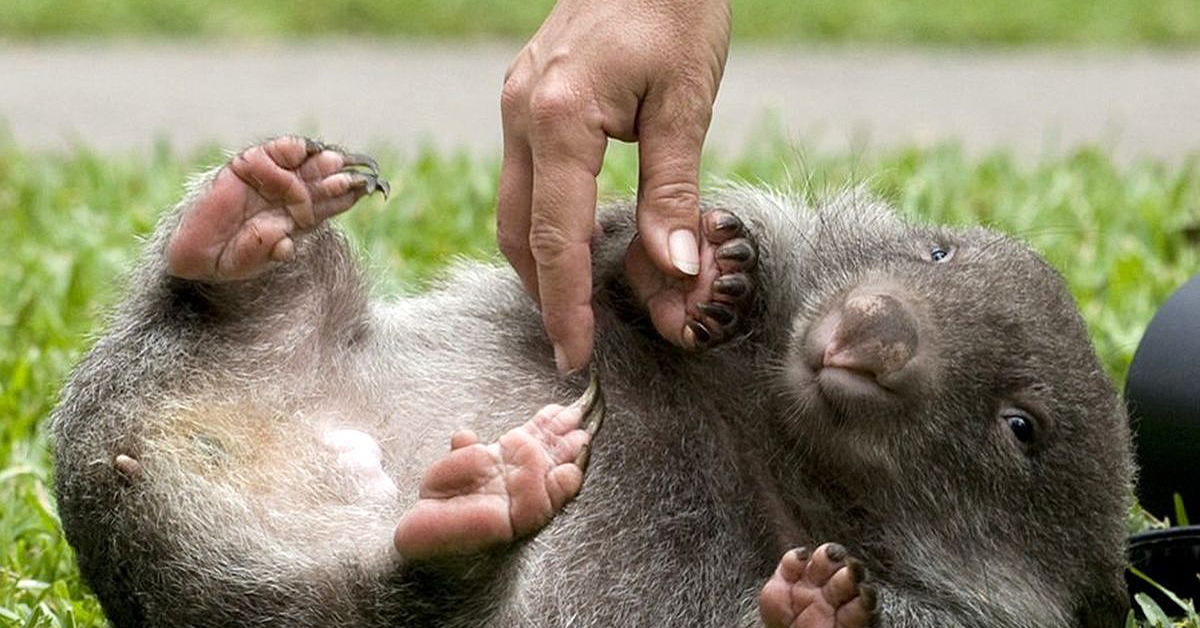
left=788, top=285, right=927, bottom=410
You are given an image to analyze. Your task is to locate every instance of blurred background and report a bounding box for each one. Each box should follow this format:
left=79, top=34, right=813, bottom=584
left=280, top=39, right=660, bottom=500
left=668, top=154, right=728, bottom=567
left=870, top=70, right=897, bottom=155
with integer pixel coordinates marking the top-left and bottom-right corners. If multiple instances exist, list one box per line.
left=2, top=1, right=1200, bottom=625
left=2, top=0, right=1200, bottom=159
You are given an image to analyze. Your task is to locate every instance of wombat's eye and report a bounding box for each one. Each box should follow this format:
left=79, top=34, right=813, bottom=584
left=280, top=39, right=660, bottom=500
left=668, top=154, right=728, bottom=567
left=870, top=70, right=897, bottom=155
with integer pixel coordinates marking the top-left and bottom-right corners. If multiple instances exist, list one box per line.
left=1006, top=413, right=1035, bottom=443
left=929, top=247, right=952, bottom=263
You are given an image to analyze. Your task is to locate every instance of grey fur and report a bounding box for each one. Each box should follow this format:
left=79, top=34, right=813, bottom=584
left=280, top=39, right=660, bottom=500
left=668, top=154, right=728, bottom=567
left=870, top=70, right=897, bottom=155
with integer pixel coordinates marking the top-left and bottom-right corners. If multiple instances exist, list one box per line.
left=53, top=167, right=1133, bottom=627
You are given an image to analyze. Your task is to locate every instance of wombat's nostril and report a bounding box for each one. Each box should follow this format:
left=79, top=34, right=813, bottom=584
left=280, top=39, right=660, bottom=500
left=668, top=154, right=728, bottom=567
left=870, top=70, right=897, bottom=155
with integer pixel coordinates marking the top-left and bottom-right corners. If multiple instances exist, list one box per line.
left=822, top=292, right=920, bottom=383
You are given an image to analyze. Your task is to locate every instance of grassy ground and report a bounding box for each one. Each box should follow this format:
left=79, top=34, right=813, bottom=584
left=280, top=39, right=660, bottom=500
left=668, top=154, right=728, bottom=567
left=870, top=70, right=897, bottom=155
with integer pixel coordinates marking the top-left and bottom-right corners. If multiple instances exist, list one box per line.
left=1, top=137, right=1198, bottom=625
left=0, top=0, right=1198, bottom=46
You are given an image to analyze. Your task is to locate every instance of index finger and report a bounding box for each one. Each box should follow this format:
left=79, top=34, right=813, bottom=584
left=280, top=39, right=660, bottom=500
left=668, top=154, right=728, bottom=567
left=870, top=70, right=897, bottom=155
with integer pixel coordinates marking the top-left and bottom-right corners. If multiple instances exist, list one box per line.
left=528, top=110, right=607, bottom=373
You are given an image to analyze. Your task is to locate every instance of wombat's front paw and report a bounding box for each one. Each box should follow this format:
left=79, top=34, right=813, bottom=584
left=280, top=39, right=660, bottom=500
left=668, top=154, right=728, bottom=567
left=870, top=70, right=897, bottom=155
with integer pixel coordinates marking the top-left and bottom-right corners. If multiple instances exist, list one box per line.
left=759, top=543, right=877, bottom=628
left=167, top=136, right=388, bottom=281
left=393, top=389, right=603, bottom=561
left=625, top=209, right=758, bottom=350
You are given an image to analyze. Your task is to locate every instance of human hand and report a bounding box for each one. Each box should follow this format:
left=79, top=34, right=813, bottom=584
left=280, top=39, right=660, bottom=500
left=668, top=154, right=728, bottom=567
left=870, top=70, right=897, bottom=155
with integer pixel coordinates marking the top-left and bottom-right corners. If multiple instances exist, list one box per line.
left=498, top=0, right=731, bottom=372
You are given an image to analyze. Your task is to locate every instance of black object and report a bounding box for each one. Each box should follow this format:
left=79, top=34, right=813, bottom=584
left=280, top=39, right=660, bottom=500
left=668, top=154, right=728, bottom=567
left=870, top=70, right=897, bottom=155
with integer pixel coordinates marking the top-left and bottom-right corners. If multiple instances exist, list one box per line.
left=1124, top=273, right=1200, bottom=609
left=1127, top=526, right=1200, bottom=609
left=1125, top=273, right=1200, bottom=519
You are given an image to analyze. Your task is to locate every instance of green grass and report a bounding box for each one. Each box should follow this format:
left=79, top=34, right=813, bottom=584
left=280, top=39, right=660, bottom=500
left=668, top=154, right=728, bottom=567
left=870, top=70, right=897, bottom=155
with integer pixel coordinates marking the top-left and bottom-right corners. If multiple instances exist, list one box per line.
left=0, top=0, right=1198, bottom=46
left=2, top=136, right=1199, bottom=625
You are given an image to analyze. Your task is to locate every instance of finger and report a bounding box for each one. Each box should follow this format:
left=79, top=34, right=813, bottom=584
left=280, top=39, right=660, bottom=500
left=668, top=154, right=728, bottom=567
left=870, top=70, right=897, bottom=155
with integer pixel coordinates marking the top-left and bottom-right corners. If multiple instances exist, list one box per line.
left=261, top=136, right=312, bottom=169
left=805, top=543, right=848, bottom=586
left=824, top=561, right=864, bottom=607
left=531, top=404, right=567, bottom=426
left=527, top=87, right=607, bottom=373
left=229, top=145, right=314, bottom=228
left=547, top=406, right=583, bottom=434
left=779, top=547, right=811, bottom=582
left=218, top=212, right=293, bottom=279
left=497, top=134, right=539, bottom=301
left=450, top=430, right=479, bottom=450
left=298, top=149, right=352, bottom=180
left=418, top=445, right=494, bottom=498
left=634, top=85, right=712, bottom=279
left=545, top=463, right=583, bottom=511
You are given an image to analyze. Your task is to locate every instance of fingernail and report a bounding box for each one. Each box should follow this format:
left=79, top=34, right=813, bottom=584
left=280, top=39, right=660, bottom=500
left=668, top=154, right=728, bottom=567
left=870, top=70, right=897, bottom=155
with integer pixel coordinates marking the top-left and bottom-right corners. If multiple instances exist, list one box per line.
left=668, top=229, right=700, bottom=276
left=553, top=343, right=571, bottom=373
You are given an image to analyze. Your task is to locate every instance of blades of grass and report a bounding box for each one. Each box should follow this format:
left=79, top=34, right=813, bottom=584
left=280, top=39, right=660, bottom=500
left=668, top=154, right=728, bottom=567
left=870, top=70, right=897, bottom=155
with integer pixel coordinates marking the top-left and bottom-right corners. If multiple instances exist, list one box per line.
left=19, top=601, right=43, bottom=628
left=1175, top=494, right=1191, bottom=527
left=1135, top=592, right=1174, bottom=628
left=1130, top=566, right=1200, bottom=622
left=0, top=465, right=38, bottom=483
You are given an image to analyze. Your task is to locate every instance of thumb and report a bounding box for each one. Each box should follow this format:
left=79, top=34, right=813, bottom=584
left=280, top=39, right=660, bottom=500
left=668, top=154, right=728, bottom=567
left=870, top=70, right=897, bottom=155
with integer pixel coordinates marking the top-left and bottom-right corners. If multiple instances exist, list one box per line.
left=634, top=94, right=711, bottom=278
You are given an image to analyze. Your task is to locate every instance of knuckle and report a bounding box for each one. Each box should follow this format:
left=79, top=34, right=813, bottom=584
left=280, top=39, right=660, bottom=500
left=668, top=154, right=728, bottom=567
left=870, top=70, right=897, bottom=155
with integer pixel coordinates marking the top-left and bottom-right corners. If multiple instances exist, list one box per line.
left=527, top=221, right=574, bottom=264
left=641, top=180, right=701, bottom=218
left=529, top=81, right=580, bottom=128
left=500, top=74, right=530, bottom=118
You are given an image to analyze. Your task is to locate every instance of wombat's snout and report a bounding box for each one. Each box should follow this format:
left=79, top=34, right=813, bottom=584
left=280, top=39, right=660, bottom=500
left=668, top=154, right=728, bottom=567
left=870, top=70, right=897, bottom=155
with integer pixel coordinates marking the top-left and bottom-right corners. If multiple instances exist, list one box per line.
left=802, top=286, right=926, bottom=403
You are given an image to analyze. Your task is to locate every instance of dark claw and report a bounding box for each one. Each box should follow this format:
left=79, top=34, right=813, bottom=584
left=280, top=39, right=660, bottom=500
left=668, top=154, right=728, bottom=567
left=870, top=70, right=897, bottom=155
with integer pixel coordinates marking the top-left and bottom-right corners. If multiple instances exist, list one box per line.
left=716, top=239, right=757, bottom=270
left=697, top=302, right=737, bottom=327
left=342, top=170, right=391, bottom=200
left=859, top=583, right=879, bottom=613
left=571, top=369, right=606, bottom=473
left=687, top=319, right=712, bottom=347
left=711, top=212, right=744, bottom=236
left=304, top=137, right=328, bottom=155
left=712, top=274, right=751, bottom=301
left=341, top=152, right=381, bottom=176
left=824, top=543, right=848, bottom=562
left=846, top=558, right=867, bottom=584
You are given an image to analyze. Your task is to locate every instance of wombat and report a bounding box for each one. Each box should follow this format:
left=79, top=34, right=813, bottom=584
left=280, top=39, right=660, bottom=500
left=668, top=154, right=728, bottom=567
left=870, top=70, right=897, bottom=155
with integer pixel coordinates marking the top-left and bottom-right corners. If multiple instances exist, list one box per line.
left=52, top=137, right=1133, bottom=627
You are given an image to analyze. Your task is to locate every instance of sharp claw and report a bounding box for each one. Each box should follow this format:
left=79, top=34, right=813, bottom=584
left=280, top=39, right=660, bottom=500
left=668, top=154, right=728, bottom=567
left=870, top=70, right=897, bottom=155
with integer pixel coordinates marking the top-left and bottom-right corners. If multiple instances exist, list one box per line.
left=687, top=319, right=713, bottom=348
left=571, top=369, right=606, bottom=473
left=709, top=211, right=744, bottom=236
left=342, top=152, right=381, bottom=176
left=697, top=302, right=737, bottom=327
left=716, top=240, right=756, bottom=266
left=712, top=274, right=751, bottom=300
left=304, top=137, right=328, bottom=155
left=859, top=583, right=879, bottom=613
left=824, top=543, right=849, bottom=562
left=342, top=170, right=391, bottom=200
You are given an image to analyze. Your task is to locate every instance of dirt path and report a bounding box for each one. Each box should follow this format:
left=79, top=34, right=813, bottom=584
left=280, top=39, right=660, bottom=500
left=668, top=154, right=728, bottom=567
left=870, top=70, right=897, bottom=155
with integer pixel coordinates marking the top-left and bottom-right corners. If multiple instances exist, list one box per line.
left=2, top=43, right=1198, bottom=162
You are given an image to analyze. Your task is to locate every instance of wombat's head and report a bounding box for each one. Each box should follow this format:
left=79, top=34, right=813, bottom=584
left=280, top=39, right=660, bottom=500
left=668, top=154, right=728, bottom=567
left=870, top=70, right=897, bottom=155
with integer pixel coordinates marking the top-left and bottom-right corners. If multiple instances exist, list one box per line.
left=762, top=191, right=1133, bottom=620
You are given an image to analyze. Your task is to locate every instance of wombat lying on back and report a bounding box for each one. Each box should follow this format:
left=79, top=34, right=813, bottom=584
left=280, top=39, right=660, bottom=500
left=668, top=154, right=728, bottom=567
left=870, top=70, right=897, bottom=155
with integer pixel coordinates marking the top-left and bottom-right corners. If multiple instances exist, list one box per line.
left=53, top=137, right=1133, bottom=627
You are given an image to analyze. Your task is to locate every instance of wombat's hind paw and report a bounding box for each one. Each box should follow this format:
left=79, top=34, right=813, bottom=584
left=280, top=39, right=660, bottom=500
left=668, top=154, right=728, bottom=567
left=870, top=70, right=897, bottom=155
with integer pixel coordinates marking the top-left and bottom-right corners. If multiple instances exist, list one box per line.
left=759, top=543, right=877, bottom=628
left=625, top=208, right=758, bottom=350
left=393, top=401, right=592, bottom=561
left=167, top=136, right=388, bottom=281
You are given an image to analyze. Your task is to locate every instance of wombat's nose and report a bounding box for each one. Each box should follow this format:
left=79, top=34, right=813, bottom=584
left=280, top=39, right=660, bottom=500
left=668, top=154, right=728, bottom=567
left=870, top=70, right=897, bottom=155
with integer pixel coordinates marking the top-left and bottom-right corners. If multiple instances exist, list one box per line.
left=822, top=292, right=920, bottom=383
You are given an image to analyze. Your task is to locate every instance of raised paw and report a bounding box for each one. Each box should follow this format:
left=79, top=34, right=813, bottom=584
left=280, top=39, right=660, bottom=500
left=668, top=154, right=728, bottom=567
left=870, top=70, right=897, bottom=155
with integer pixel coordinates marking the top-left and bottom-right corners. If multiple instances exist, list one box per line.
left=167, top=136, right=389, bottom=281
left=760, top=543, right=877, bottom=628
left=392, top=384, right=603, bottom=561
left=625, top=209, right=758, bottom=350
